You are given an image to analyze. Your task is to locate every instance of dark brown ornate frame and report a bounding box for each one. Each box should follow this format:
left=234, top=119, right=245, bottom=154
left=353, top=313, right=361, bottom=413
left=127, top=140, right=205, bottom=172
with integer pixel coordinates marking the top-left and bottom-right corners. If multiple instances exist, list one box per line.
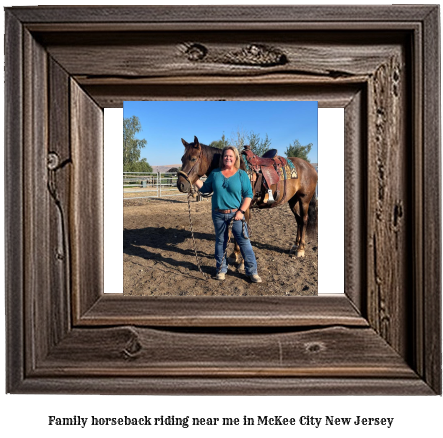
left=5, top=6, right=441, bottom=394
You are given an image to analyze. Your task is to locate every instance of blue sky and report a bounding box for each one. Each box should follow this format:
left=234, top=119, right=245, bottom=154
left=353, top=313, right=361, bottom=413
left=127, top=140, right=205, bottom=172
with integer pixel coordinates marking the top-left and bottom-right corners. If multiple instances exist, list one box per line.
left=123, top=101, right=318, bottom=166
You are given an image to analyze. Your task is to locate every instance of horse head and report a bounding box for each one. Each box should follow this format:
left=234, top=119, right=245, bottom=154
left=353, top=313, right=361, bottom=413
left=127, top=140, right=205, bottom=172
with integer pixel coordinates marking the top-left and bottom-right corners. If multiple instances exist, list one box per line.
left=177, top=136, right=203, bottom=193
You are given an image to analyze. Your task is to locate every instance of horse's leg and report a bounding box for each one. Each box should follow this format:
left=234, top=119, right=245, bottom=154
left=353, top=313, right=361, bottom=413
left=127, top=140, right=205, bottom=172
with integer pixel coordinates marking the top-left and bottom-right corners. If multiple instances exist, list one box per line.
left=295, top=196, right=313, bottom=257
left=288, top=197, right=302, bottom=255
left=228, top=240, right=242, bottom=265
left=228, top=209, right=250, bottom=270
left=294, top=202, right=302, bottom=249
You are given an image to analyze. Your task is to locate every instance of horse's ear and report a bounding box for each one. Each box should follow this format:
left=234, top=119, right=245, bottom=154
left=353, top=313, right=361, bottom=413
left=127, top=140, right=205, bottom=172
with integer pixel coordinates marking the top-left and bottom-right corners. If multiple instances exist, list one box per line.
left=181, top=138, right=188, bottom=147
left=193, top=136, right=200, bottom=148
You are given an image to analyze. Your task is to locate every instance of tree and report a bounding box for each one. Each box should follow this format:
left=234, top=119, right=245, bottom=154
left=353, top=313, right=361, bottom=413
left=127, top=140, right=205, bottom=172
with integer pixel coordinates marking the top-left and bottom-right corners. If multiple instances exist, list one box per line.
left=211, top=130, right=272, bottom=157
left=248, top=132, right=271, bottom=157
left=124, top=158, right=153, bottom=173
left=284, top=139, right=313, bottom=162
left=123, top=116, right=152, bottom=172
left=230, top=129, right=247, bottom=153
left=209, top=133, right=230, bottom=149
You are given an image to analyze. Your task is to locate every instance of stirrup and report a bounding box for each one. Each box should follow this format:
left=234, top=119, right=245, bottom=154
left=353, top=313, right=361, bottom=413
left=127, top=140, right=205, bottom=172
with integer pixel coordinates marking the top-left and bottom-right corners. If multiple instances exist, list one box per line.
left=266, top=189, right=275, bottom=203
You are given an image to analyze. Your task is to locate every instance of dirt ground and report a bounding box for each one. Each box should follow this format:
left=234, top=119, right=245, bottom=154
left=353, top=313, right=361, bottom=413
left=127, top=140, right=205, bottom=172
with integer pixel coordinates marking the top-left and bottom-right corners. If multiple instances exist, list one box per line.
left=123, top=196, right=317, bottom=297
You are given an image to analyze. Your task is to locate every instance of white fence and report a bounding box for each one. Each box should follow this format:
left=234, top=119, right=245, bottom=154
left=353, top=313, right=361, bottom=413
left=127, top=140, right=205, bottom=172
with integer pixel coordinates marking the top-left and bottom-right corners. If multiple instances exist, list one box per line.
left=123, top=172, right=183, bottom=200
left=123, top=169, right=318, bottom=200
left=123, top=172, right=208, bottom=201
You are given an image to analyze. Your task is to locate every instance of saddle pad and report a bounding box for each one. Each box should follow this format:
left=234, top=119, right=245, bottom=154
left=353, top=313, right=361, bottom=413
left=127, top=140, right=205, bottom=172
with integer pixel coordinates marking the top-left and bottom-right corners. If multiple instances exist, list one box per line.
left=286, top=158, right=298, bottom=179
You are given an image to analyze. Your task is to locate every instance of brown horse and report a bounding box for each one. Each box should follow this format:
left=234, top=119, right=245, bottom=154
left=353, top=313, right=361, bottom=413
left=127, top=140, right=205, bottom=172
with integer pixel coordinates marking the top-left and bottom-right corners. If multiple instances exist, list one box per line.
left=177, top=136, right=318, bottom=264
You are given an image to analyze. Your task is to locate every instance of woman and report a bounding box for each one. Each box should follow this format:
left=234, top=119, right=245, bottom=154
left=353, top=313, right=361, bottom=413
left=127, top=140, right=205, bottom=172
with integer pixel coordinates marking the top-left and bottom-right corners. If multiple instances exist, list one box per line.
left=194, top=146, right=262, bottom=283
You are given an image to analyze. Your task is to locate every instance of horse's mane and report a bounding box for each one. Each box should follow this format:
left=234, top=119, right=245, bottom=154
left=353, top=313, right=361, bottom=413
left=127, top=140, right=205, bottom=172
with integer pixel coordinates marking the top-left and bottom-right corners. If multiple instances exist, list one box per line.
left=199, top=143, right=223, bottom=176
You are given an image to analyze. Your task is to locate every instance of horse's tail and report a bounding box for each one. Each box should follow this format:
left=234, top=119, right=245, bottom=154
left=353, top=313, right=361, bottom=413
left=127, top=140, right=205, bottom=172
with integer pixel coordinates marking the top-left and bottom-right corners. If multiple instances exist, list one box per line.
left=307, top=192, right=318, bottom=237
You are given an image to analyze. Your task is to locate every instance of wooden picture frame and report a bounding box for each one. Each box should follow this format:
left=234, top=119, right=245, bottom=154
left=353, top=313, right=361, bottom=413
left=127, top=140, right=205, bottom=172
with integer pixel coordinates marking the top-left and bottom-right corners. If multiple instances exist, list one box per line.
left=5, top=6, right=441, bottom=394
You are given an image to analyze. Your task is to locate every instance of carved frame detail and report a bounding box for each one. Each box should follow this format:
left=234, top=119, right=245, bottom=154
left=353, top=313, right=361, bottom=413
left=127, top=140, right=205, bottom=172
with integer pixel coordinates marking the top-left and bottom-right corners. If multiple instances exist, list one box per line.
left=5, top=6, right=441, bottom=394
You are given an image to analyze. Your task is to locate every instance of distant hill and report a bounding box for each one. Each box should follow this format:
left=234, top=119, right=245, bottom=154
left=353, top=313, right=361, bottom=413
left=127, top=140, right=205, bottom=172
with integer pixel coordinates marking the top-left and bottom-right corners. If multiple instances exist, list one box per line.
left=151, top=164, right=181, bottom=173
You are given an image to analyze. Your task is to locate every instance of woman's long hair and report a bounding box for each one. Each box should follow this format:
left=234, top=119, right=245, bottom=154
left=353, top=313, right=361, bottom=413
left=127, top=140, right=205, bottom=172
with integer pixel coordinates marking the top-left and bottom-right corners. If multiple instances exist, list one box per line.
left=219, top=146, right=241, bottom=169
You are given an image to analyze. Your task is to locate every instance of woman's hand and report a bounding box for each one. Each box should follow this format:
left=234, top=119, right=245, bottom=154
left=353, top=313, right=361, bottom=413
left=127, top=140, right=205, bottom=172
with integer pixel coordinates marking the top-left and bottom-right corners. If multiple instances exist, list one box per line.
left=235, top=199, right=251, bottom=221
left=234, top=210, right=244, bottom=221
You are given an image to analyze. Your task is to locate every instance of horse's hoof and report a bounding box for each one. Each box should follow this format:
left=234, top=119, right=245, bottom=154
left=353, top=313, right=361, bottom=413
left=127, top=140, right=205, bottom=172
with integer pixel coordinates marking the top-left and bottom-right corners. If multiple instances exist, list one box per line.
left=289, top=245, right=298, bottom=254
left=227, top=257, right=237, bottom=264
left=296, top=250, right=305, bottom=258
left=238, top=262, right=245, bottom=272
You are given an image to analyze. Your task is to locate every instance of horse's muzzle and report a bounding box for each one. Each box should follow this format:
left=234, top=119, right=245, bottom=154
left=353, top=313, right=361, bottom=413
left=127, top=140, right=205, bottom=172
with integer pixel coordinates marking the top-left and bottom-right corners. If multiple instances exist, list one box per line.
left=177, top=176, right=190, bottom=193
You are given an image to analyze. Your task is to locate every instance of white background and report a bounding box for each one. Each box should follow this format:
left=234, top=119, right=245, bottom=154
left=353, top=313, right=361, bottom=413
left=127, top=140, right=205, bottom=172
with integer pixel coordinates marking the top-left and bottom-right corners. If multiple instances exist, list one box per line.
left=1, top=1, right=442, bottom=436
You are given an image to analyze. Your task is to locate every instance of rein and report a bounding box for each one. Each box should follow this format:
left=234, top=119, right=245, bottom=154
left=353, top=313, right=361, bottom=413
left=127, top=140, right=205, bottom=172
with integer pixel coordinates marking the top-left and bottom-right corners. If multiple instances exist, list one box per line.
left=185, top=191, right=208, bottom=280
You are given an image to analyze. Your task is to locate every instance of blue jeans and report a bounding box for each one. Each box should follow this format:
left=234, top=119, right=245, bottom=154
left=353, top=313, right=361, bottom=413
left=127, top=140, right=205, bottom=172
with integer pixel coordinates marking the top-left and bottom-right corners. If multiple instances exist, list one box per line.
left=211, top=210, right=258, bottom=276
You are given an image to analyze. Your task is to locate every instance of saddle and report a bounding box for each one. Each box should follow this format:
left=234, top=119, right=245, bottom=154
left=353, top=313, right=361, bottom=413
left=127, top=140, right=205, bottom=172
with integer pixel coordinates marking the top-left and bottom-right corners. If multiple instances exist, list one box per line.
left=242, top=145, right=298, bottom=207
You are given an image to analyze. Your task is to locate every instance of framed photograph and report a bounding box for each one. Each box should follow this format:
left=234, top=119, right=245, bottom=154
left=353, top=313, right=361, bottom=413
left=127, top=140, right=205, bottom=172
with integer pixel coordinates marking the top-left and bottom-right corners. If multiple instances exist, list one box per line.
left=5, top=6, right=440, bottom=394
left=122, top=100, right=319, bottom=297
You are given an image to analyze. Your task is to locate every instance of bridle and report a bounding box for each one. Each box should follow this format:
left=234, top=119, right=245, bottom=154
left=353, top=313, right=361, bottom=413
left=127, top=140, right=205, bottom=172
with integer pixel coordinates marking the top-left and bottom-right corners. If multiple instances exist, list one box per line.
left=177, top=148, right=203, bottom=189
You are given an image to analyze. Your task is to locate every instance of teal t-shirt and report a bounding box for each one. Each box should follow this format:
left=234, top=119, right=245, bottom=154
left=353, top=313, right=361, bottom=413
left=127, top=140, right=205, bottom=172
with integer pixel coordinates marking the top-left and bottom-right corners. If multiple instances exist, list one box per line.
left=199, top=168, right=253, bottom=210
